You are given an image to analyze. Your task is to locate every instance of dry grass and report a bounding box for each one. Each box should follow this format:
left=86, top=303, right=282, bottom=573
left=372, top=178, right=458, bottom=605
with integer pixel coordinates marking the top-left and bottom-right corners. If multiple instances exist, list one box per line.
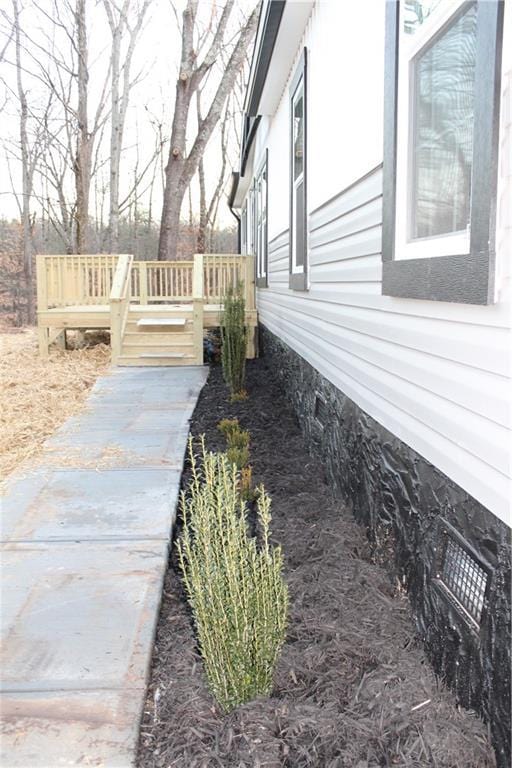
left=0, top=326, right=110, bottom=481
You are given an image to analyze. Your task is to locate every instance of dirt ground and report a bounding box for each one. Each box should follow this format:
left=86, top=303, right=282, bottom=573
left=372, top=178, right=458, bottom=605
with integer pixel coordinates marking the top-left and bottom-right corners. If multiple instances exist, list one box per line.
left=137, top=361, right=495, bottom=768
left=0, top=326, right=110, bottom=481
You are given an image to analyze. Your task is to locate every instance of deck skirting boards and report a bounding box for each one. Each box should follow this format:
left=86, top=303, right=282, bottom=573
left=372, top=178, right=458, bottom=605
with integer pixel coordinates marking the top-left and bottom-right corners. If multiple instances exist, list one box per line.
left=259, top=323, right=511, bottom=768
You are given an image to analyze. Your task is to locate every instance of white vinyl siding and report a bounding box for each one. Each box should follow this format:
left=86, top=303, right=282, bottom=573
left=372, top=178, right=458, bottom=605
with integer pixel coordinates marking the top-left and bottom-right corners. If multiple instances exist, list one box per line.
left=260, top=165, right=511, bottom=525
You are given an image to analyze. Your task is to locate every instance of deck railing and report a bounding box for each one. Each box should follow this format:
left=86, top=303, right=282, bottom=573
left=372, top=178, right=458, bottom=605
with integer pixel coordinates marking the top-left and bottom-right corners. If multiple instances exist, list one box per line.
left=36, top=254, right=121, bottom=309
left=131, top=260, right=194, bottom=303
left=110, top=254, right=133, bottom=364
left=37, top=253, right=255, bottom=311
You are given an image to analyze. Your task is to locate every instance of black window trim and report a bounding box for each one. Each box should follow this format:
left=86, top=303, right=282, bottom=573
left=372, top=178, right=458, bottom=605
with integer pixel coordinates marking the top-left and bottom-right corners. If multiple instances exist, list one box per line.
left=382, top=0, right=504, bottom=305
left=256, top=149, right=269, bottom=288
left=289, top=47, right=308, bottom=292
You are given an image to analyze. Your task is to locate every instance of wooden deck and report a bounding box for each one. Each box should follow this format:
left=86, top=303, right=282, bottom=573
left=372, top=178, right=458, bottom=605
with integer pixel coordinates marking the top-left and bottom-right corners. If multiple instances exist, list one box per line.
left=36, top=254, right=257, bottom=366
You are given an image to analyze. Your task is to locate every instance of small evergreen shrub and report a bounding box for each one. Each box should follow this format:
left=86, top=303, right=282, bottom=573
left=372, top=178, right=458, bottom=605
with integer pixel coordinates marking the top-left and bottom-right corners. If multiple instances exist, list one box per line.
left=220, top=283, right=247, bottom=398
left=176, top=437, right=288, bottom=712
left=217, top=418, right=241, bottom=440
left=226, top=444, right=250, bottom=471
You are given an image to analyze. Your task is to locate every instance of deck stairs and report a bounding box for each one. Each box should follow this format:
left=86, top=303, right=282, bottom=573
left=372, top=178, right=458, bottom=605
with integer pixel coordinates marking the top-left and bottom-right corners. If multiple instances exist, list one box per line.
left=36, top=253, right=257, bottom=367
left=117, top=305, right=198, bottom=366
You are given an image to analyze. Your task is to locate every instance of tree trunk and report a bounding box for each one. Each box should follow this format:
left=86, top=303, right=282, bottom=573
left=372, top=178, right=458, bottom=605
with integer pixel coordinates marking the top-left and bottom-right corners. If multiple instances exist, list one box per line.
left=74, top=0, right=92, bottom=254
left=108, top=11, right=122, bottom=252
left=158, top=1, right=258, bottom=261
left=13, top=0, right=34, bottom=323
left=104, top=0, right=149, bottom=253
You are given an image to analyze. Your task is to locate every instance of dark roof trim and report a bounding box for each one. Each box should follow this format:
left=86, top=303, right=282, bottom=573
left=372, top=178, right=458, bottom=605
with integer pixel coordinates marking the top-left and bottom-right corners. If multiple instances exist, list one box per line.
left=228, top=171, right=239, bottom=209
left=247, top=0, right=286, bottom=117
left=240, top=115, right=261, bottom=177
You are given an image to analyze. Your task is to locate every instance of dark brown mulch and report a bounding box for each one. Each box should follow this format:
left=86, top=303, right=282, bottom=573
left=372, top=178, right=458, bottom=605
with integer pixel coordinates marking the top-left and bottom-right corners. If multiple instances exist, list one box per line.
left=137, top=360, right=495, bottom=768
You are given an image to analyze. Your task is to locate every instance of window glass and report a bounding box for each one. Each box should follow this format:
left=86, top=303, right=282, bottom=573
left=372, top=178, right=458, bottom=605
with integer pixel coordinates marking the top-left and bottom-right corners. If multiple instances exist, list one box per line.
left=293, top=90, right=304, bottom=181
left=403, top=0, right=443, bottom=35
left=411, top=4, right=477, bottom=239
left=295, top=180, right=304, bottom=268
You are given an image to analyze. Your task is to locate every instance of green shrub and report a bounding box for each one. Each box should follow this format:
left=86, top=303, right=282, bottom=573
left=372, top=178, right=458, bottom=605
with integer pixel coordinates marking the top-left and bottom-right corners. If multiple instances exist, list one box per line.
left=220, top=283, right=247, bottom=398
left=226, top=444, right=250, bottom=470
left=217, top=418, right=240, bottom=440
left=176, top=437, right=288, bottom=712
left=227, top=428, right=250, bottom=450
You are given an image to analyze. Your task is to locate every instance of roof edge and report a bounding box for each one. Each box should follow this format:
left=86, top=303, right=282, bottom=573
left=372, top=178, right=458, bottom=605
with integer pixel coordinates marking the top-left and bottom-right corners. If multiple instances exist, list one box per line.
left=246, top=0, right=286, bottom=118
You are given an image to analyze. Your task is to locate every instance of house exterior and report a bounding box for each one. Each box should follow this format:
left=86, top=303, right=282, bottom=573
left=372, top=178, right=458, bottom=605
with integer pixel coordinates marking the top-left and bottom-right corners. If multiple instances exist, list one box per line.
left=231, top=0, right=511, bottom=764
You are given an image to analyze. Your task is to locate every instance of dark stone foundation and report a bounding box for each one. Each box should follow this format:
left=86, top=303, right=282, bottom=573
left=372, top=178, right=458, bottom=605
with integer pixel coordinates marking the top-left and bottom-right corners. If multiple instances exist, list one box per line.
left=259, top=324, right=511, bottom=767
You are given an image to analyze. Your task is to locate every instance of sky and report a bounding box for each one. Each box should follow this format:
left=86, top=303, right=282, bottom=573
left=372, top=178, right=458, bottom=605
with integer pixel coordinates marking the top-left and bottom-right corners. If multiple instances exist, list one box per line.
left=0, top=0, right=253, bottom=228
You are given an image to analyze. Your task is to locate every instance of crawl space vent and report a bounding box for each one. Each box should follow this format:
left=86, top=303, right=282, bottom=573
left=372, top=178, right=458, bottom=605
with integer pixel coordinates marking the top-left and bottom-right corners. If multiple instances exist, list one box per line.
left=438, top=528, right=489, bottom=626
left=314, top=394, right=328, bottom=427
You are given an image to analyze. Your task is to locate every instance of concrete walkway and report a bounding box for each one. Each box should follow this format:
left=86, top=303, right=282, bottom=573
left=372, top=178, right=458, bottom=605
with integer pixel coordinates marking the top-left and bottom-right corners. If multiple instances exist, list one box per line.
left=0, top=366, right=207, bottom=767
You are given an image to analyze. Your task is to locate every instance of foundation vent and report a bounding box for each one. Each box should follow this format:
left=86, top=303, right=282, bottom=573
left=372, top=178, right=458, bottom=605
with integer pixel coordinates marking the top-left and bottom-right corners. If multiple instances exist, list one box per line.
left=314, top=393, right=328, bottom=427
left=437, top=524, right=490, bottom=627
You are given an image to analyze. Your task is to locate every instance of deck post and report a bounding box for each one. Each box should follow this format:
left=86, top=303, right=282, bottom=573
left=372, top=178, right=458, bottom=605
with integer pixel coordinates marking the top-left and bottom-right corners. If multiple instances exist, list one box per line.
left=36, top=255, right=48, bottom=313
left=36, top=255, right=49, bottom=357
left=139, top=261, right=148, bottom=305
left=245, top=255, right=256, bottom=311
left=244, top=255, right=257, bottom=358
left=192, top=253, right=204, bottom=365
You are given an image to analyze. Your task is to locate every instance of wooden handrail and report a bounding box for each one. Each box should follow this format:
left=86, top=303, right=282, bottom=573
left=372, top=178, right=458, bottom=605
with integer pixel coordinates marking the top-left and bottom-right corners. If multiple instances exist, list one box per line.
left=110, top=254, right=133, bottom=364
left=192, top=253, right=204, bottom=364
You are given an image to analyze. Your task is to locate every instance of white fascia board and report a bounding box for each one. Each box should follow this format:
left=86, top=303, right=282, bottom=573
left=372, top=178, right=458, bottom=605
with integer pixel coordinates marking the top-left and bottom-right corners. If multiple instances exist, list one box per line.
left=258, top=1, right=314, bottom=116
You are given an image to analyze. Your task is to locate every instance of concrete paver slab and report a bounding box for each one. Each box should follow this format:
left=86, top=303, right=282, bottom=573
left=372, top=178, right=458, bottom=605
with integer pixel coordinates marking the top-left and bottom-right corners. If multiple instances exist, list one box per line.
left=55, top=406, right=191, bottom=435
left=1, top=467, right=181, bottom=542
left=0, top=689, right=142, bottom=768
left=42, top=428, right=187, bottom=468
left=1, top=540, right=168, bottom=691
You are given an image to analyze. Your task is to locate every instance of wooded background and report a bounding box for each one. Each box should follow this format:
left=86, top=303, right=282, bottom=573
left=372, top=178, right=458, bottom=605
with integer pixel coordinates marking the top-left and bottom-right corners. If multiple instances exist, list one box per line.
left=0, top=0, right=258, bottom=325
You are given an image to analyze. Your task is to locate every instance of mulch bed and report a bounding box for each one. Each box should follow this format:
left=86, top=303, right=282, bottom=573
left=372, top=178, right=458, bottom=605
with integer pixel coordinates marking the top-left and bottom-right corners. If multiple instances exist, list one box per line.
left=137, top=360, right=495, bottom=768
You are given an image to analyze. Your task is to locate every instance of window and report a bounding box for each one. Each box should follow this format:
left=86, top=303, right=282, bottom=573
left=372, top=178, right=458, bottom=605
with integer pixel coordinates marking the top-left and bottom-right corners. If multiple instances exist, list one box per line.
left=241, top=203, right=248, bottom=255
left=255, top=151, right=268, bottom=287
left=382, top=1, right=504, bottom=304
left=245, top=186, right=255, bottom=257
left=289, top=48, right=308, bottom=291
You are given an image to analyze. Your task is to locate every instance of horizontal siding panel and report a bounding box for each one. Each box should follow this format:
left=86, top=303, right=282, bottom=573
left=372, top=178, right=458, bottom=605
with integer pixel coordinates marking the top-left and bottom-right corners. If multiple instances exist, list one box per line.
left=310, top=227, right=382, bottom=265
left=312, top=256, right=382, bottom=282
left=259, top=307, right=510, bottom=521
left=260, top=305, right=510, bottom=475
left=312, top=259, right=382, bottom=281
left=258, top=292, right=510, bottom=427
left=269, top=253, right=288, bottom=266
left=268, top=228, right=289, bottom=251
left=310, top=196, right=382, bottom=249
left=261, top=288, right=510, bottom=377
left=310, top=165, right=383, bottom=230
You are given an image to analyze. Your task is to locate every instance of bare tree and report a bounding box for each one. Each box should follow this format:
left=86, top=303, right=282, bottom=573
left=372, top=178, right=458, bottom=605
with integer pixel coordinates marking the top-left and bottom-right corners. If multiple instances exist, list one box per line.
left=196, top=91, right=231, bottom=253
left=103, top=0, right=150, bottom=253
left=10, top=0, right=42, bottom=320
left=158, top=0, right=259, bottom=260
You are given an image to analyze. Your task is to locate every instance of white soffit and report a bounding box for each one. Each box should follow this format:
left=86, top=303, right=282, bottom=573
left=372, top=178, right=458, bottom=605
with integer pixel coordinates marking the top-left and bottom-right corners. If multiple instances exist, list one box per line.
left=258, top=1, right=315, bottom=116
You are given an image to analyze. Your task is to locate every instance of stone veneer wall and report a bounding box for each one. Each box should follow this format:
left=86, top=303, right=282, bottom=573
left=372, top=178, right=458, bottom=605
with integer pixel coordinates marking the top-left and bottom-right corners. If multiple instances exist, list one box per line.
left=260, top=324, right=511, bottom=767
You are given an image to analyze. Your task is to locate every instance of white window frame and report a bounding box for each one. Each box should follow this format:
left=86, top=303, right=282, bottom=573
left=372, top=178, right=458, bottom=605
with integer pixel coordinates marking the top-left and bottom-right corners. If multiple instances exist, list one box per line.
left=241, top=203, right=247, bottom=255
left=395, top=0, right=473, bottom=261
left=291, top=78, right=305, bottom=274
left=245, top=187, right=254, bottom=256
left=289, top=48, right=308, bottom=292
left=255, top=151, right=268, bottom=286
